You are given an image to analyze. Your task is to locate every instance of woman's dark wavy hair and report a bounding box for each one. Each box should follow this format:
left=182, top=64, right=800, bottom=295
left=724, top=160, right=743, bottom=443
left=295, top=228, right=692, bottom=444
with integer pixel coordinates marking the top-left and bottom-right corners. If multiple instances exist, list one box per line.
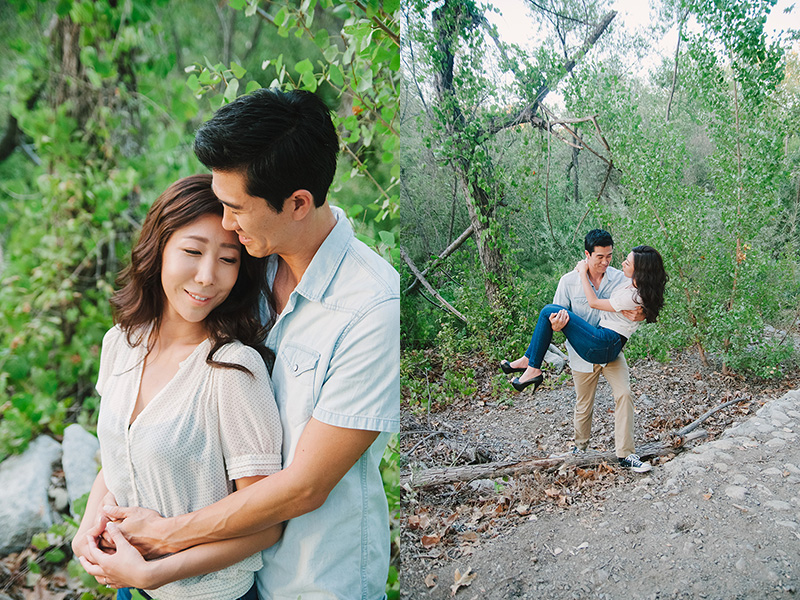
left=631, top=245, right=668, bottom=324
left=111, top=174, right=274, bottom=373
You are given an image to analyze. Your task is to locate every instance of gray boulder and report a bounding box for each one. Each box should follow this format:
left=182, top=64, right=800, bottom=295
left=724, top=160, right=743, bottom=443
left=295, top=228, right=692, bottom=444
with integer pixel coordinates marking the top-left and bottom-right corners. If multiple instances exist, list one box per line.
left=0, top=435, right=62, bottom=553
left=61, top=424, right=100, bottom=515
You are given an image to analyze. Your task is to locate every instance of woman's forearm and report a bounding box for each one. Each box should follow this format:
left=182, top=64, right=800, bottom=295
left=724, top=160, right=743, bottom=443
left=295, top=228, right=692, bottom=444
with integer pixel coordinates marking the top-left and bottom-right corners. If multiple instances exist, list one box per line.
left=141, top=524, right=284, bottom=589
left=579, top=271, right=601, bottom=307
left=579, top=271, right=615, bottom=312
left=72, top=470, right=109, bottom=556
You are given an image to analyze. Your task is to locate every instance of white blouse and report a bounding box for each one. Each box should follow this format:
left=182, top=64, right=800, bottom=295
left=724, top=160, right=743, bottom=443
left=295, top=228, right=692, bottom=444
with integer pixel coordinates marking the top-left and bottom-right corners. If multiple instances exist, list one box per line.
left=96, top=326, right=282, bottom=600
left=600, top=282, right=643, bottom=339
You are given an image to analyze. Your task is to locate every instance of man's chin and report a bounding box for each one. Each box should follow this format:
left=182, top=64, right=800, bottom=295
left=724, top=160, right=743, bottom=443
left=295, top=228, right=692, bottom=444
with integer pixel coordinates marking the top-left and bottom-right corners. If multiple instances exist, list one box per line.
left=244, top=246, right=268, bottom=258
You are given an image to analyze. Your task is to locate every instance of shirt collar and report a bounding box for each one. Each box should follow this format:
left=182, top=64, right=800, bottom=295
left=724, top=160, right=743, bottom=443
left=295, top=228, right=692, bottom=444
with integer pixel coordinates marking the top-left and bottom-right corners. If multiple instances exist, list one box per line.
left=290, top=205, right=352, bottom=303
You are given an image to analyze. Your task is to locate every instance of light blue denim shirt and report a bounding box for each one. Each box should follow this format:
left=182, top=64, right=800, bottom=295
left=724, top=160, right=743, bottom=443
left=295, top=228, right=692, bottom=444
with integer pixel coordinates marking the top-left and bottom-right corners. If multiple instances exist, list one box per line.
left=552, top=266, right=628, bottom=373
left=257, top=206, right=400, bottom=600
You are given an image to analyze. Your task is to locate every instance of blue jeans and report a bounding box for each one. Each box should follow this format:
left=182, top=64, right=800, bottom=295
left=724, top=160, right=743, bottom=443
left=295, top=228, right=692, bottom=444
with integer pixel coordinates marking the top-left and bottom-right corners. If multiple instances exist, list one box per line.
left=116, top=582, right=259, bottom=600
left=524, top=304, right=624, bottom=368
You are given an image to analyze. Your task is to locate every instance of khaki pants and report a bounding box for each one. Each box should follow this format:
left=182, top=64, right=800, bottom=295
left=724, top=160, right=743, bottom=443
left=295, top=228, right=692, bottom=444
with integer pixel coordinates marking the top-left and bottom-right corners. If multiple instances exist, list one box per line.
left=572, top=353, right=634, bottom=458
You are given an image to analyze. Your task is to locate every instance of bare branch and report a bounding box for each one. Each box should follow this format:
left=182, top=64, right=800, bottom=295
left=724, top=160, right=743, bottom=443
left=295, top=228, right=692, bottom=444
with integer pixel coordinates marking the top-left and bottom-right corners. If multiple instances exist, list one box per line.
left=401, top=247, right=468, bottom=323
left=405, top=224, right=475, bottom=294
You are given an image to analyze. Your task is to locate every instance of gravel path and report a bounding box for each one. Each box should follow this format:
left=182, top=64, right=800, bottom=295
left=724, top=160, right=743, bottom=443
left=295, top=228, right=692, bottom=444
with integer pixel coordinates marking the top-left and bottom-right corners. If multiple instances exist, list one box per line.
left=402, top=389, right=800, bottom=599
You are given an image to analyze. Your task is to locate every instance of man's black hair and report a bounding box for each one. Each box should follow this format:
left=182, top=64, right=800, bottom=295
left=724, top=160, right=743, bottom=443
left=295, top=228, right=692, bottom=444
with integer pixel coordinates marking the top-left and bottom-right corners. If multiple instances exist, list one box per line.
left=584, top=229, right=614, bottom=254
left=193, top=88, right=339, bottom=213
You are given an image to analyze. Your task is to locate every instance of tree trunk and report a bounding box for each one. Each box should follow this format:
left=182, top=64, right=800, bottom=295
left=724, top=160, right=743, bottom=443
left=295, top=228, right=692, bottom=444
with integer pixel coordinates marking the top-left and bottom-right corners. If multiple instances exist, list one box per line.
left=432, top=0, right=506, bottom=306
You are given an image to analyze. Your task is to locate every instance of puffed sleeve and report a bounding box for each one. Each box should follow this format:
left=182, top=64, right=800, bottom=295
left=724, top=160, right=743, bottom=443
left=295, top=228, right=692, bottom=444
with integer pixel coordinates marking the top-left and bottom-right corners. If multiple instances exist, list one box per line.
left=96, top=326, right=124, bottom=396
left=213, top=343, right=283, bottom=480
left=609, top=286, right=639, bottom=312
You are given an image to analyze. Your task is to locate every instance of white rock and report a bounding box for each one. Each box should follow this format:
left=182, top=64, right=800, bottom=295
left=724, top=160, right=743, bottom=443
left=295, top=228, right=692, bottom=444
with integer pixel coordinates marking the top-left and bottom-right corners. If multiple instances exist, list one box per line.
left=766, top=438, right=787, bottom=448
left=725, top=486, right=748, bottom=501
left=61, top=424, right=100, bottom=514
left=766, top=500, right=792, bottom=511
left=775, top=520, right=798, bottom=529
left=0, top=436, right=62, bottom=553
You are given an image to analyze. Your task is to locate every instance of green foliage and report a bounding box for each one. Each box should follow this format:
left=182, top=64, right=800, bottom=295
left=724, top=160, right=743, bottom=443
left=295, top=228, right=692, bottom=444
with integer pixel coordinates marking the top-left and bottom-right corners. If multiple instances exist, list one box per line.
left=193, top=0, right=401, bottom=263
left=401, top=0, right=799, bottom=380
left=381, top=435, right=400, bottom=599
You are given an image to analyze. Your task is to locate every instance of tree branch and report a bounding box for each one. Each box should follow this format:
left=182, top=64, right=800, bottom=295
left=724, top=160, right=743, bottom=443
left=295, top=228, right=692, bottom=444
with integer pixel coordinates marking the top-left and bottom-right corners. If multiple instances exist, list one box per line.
left=401, top=247, right=468, bottom=323
left=405, top=224, right=475, bottom=294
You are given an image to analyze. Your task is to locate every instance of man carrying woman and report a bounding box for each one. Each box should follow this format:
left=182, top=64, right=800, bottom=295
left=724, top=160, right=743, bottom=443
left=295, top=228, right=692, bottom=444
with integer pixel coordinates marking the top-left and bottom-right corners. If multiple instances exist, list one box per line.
left=502, top=230, right=665, bottom=473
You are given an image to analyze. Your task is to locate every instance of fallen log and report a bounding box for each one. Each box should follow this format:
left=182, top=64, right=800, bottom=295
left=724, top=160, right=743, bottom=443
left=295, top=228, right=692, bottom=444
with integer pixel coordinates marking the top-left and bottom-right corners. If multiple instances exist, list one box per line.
left=402, top=398, right=746, bottom=490
left=402, top=430, right=706, bottom=489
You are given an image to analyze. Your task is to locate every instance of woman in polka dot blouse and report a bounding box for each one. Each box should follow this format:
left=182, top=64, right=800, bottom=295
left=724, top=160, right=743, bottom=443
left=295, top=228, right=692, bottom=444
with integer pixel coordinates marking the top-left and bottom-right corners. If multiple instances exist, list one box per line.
left=72, top=174, right=283, bottom=600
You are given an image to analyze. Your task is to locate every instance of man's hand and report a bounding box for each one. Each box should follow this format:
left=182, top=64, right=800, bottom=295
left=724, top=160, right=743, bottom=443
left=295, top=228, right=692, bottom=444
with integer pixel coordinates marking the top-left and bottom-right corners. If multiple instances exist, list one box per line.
left=80, top=522, right=156, bottom=590
left=101, top=505, right=172, bottom=559
left=621, top=307, right=645, bottom=322
left=549, top=309, right=570, bottom=332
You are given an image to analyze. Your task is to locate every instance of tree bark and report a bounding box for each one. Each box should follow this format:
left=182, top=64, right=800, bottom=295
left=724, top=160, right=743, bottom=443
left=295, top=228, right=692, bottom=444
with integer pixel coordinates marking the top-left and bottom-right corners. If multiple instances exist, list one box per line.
left=405, top=224, right=475, bottom=294
left=402, top=398, right=746, bottom=489
left=403, top=430, right=707, bottom=489
left=431, top=0, right=505, bottom=306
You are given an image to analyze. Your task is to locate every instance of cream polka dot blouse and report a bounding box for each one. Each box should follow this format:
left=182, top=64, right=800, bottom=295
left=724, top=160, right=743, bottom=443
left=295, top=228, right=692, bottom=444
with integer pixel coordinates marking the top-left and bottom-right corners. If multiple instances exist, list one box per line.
left=96, top=326, right=282, bottom=600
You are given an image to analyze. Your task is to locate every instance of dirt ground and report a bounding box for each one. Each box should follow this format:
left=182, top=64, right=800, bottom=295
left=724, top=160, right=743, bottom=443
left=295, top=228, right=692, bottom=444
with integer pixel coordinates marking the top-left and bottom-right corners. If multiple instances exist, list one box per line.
left=400, top=349, right=800, bottom=599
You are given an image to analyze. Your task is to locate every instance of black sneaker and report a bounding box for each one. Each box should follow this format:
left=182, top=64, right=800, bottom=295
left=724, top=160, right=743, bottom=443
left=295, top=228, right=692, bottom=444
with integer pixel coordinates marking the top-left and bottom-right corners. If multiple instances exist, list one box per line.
left=618, top=453, right=652, bottom=473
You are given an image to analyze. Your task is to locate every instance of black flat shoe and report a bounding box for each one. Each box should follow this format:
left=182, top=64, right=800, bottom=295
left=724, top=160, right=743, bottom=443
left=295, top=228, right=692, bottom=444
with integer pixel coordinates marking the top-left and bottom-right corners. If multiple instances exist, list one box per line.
left=500, top=359, right=526, bottom=375
left=511, top=374, right=544, bottom=392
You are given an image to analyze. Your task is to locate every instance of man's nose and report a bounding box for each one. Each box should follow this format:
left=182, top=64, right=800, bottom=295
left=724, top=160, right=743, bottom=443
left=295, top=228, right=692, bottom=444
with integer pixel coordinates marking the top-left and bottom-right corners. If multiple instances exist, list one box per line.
left=221, top=206, right=237, bottom=231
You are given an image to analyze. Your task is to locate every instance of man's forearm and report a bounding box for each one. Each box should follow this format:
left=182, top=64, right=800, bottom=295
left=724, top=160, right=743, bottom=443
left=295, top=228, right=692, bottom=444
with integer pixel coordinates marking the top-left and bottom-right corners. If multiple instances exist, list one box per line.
left=161, top=466, right=318, bottom=553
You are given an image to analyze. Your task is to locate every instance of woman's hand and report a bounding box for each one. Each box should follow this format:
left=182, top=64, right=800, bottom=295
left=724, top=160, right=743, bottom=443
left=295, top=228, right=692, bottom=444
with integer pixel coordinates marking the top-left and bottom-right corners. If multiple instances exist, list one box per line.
left=101, top=504, right=170, bottom=559
left=71, top=512, right=109, bottom=560
left=80, top=522, right=159, bottom=590
left=575, top=259, right=588, bottom=275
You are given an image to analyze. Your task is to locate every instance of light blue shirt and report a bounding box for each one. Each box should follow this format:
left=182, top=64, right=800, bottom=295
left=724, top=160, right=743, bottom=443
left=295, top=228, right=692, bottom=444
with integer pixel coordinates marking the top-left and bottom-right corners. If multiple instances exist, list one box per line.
left=552, top=266, right=628, bottom=373
left=257, top=206, right=400, bottom=600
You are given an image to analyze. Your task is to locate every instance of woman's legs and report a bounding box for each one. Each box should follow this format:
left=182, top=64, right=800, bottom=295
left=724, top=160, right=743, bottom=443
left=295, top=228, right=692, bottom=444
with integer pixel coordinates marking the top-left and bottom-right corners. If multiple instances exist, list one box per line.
left=513, top=304, right=564, bottom=383
left=514, top=305, right=623, bottom=383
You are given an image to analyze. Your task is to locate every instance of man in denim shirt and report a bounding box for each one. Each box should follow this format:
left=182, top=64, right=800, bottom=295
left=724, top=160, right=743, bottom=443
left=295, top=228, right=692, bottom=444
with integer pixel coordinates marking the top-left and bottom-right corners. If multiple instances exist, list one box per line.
left=93, top=89, right=400, bottom=598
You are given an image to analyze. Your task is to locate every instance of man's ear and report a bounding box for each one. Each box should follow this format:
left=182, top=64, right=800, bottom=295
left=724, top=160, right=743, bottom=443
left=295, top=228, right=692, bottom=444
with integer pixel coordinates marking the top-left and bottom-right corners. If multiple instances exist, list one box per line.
left=584, top=249, right=591, bottom=260
left=285, top=189, right=315, bottom=221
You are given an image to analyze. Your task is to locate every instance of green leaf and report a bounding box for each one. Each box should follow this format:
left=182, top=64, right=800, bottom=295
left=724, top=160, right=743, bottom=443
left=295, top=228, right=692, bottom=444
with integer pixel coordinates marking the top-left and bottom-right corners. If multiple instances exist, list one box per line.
left=228, top=0, right=246, bottom=9
left=314, top=29, right=330, bottom=49
left=224, top=78, right=240, bottom=103
left=245, top=80, right=262, bottom=93
left=378, top=230, right=395, bottom=245
left=383, top=0, right=400, bottom=12
left=274, top=6, right=287, bottom=27
left=356, top=67, right=373, bottom=93
left=301, top=71, right=318, bottom=92
left=44, top=548, right=66, bottom=563
left=31, top=533, right=49, bottom=550
left=230, top=62, right=247, bottom=79
left=295, top=58, right=314, bottom=74
left=323, top=44, right=339, bottom=63
left=186, top=74, right=200, bottom=92
left=347, top=204, right=364, bottom=218
left=329, top=63, right=345, bottom=87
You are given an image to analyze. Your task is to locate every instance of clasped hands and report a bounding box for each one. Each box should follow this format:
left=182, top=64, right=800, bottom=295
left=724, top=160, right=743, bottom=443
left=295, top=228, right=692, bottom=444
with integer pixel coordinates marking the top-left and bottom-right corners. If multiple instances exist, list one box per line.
left=74, top=493, right=166, bottom=590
